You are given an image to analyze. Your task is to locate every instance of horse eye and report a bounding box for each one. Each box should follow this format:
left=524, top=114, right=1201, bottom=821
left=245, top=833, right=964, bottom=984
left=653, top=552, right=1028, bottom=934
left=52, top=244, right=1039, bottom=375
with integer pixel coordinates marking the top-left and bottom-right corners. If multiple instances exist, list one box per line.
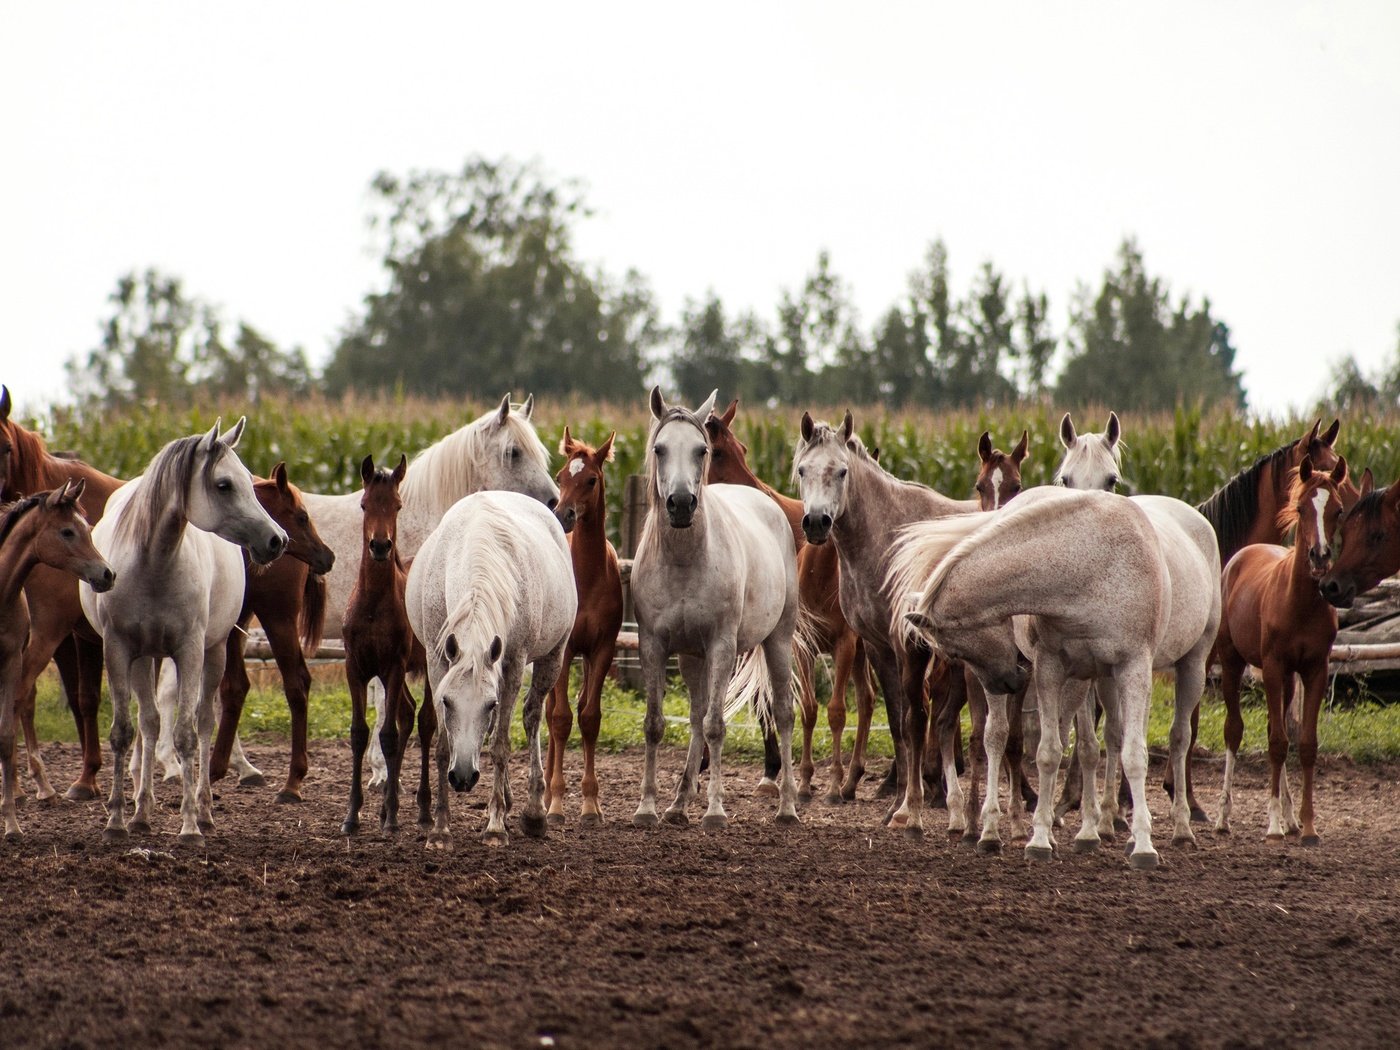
left=297, top=512, right=309, bottom=525
left=837, top=468, right=848, bottom=479
left=694, top=447, right=706, bottom=459
left=217, top=479, right=233, bottom=492
left=1057, top=476, right=1068, bottom=487
left=1107, top=476, right=1119, bottom=489
left=713, top=450, right=723, bottom=459
left=587, top=477, right=597, bottom=488
left=1010, top=483, right=1021, bottom=493
left=654, top=446, right=666, bottom=458
left=797, top=467, right=806, bottom=478
left=509, top=447, right=521, bottom=460
left=60, top=527, right=77, bottom=540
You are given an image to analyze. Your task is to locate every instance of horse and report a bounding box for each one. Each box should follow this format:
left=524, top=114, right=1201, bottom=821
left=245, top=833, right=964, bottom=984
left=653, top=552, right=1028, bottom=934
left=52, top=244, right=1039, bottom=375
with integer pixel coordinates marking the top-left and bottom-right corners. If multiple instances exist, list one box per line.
left=631, top=387, right=802, bottom=829
left=405, top=490, right=575, bottom=847
left=1320, top=470, right=1393, bottom=610
left=793, top=411, right=972, bottom=833
left=0, top=387, right=125, bottom=802
left=342, top=455, right=433, bottom=836
left=704, top=399, right=878, bottom=803
left=79, top=419, right=287, bottom=845
left=138, top=463, right=336, bottom=799
left=893, top=484, right=1219, bottom=868
left=1215, top=456, right=1348, bottom=845
left=543, top=428, right=623, bottom=826
left=974, top=429, right=1028, bottom=511
left=0, top=482, right=114, bottom=837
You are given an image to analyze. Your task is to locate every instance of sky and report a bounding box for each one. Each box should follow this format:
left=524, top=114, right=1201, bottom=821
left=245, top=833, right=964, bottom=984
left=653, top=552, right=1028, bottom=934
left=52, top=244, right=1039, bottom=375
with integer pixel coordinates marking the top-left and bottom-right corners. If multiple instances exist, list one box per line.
left=3, top=1, right=1398, bottom=418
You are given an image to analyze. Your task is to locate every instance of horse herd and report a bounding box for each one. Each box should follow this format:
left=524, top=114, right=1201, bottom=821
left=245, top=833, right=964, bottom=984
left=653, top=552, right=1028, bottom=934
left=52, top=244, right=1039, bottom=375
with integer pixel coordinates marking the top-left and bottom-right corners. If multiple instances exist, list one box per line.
left=0, top=383, right=1392, bottom=868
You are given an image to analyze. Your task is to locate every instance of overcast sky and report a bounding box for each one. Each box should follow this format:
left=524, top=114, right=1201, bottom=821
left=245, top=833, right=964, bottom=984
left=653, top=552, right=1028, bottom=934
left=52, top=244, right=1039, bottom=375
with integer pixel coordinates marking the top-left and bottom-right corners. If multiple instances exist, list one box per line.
left=3, top=1, right=1397, bottom=418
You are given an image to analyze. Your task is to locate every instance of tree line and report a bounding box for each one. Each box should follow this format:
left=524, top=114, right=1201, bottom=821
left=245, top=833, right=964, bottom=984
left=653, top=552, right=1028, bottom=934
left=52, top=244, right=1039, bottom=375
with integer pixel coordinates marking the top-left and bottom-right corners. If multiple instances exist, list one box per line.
left=70, top=156, right=1295, bottom=413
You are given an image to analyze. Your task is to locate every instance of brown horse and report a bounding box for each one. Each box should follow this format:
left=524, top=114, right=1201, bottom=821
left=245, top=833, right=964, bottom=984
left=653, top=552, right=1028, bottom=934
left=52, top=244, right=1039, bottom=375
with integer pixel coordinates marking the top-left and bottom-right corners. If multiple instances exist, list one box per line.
left=544, top=429, right=623, bottom=825
left=0, top=482, right=115, bottom=836
left=0, top=390, right=125, bottom=801
left=209, top=463, right=336, bottom=801
left=1215, top=456, right=1347, bottom=845
left=704, top=400, right=879, bottom=803
left=341, top=455, right=433, bottom=835
left=1320, top=470, right=1392, bottom=610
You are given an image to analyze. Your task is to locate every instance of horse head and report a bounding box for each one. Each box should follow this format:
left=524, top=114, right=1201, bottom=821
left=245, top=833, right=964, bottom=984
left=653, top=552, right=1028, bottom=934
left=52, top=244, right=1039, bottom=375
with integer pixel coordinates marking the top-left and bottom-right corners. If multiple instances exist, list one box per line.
left=1055, top=412, right=1122, bottom=492
left=180, top=418, right=287, bottom=565
left=358, top=454, right=407, bottom=563
left=554, top=427, right=615, bottom=535
left=1281, top=455, right=1348, bottom=579
left=255, top=463, right=335, bottom=575
left=436, top=632, right=504, bottom=793
left=1321, top=468, right=1397, bottom=607
left=647, top=386, right=717, bottom=529
left=975, top=429, right=1028, bottom=511
left=793, top=410, right=858, bottom=544
left=703, top=399, right=756, bottom=487
left=475, top=393, right=559, bottom=510
left=20, top=479, right=115, bottom=592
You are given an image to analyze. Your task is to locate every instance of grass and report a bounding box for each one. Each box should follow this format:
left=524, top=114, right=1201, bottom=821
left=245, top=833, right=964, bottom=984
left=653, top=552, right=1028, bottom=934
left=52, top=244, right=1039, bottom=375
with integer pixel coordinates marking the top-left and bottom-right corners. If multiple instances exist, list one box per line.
left=33, top=667, right=1400, bottom=764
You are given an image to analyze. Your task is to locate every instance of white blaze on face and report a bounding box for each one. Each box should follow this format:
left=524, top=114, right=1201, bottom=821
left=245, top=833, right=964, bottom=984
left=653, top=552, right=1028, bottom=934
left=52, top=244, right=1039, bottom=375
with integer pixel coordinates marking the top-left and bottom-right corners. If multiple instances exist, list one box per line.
left=990, top=466, right=1004, bottom=510
left=568, top=456, right=586, bottom=477
left=1311, top=488, right=1330, bottom=555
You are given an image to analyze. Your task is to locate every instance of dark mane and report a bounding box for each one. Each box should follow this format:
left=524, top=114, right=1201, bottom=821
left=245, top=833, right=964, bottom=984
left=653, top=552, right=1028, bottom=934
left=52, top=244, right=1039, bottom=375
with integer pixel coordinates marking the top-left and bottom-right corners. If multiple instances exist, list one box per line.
left=0, top=419, right=56, bottom=497
left=1343, top=486, right=1388, bottom=527
left=1194, top=442, right=1296, bottom=561
left=0, top=493, right=46, bottom=547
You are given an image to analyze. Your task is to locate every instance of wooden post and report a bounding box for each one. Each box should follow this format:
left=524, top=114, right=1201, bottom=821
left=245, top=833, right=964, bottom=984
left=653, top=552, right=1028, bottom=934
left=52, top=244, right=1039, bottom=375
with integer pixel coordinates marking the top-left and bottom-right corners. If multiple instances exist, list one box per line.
left=617, top=474, right=648, bottom=689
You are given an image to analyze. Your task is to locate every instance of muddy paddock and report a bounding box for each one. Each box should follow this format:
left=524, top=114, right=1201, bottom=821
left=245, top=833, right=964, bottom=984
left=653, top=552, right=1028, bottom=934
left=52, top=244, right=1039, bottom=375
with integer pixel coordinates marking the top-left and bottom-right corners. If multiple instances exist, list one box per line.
left=0, top=742, right=1397, bottom=1049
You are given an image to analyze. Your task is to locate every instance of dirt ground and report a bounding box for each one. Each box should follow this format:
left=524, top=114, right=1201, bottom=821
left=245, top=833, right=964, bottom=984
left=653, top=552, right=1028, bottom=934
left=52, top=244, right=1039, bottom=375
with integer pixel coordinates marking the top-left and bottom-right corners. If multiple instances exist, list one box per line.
left=0, top=742, right=1397, bottom=1050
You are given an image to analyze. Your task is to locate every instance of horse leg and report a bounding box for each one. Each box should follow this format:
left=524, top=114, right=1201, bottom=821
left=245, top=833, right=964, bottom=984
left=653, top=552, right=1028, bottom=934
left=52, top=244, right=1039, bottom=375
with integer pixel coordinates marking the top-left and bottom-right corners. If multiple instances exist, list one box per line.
left=1006, top=683, right=1034, bottom=835
left=633, top=635, right=668, bottom=828
left=0, top=653, right=23, bottom=836
left=1215, top=650, right=1246, bottom=835
left=795, top=643, right=818, bottom=803
left=544, top=650, right=573, bottom=824
left=130, top=659, right=159, bottom=835
left=666, top=654, right=711, bottom=825
left=194, top=645, right=225, bottom=833
left=977, top=689, right=1009, bottom=854
left=578, top=642, right=611, bottom=825
left=1171, top=701, right=1208, bottom=823
left=841, top=640, right=875, bottom=800
left=266, top=616, right=311, bottom=798
left=211, top=627, right=247, bottom=784
left=24, top=636, right=80, bottom=802
left=341, top=661, right=369, bottom=836
left=963, top=677, right=986, bottom=843
left=102, top=641, right=137, bottom=842
left=376, top=666, right=406, bottom=835
left=1298, top=662, right=1326, bottom=846
left=936, top=669, right=969, bottom=838
left=894, top=644, right=933, bottom=838
left=65, top=635, right=106, bottom=801
left=1072, top=688, right=1103, bottom=853
left=1263, top=662, right=1292, bottom=840
left=1026, top=656, right=1067, bottom=861
left=426, top=694, right=452, bottom=849
left=765, top=628, right=800, bottom=825
left=1112, top=655, right=1157, bottom=867
left=868, top=652, right=906, bottom=818
left=1169, top=648, right=1209, bottom=846
left=150, top=660, right=182, bottom=782
left=366, top=677, right=389, bottom=789
left=1053, top=684, right=1089, bottom=823
left=520, top=644, right=564, bottom=841
left=415, top=678, right=436, bottom=829
left=483, top=659, right=526, bottom=844
left=168, top=642, right=209, bottom=845
left=703, top=641, right=742, bottom=830
left=825, top=631, right=854, bottom=803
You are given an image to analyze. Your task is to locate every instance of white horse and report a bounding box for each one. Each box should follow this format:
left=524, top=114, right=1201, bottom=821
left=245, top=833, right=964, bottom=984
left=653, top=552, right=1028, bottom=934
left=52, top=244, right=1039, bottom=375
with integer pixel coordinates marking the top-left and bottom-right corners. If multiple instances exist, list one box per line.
left=404, top=490, right=575, bottom=847
left=80, top=419, right=287, bottom=845
left=631, top=387, right=802, bottom=830
left=892, top=485, right=1219, bottom=869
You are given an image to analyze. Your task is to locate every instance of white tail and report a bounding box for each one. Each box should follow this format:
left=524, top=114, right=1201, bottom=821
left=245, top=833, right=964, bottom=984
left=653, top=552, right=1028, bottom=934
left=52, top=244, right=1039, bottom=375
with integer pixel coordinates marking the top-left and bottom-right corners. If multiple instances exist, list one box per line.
left=723, top=604, right=820, bottom=729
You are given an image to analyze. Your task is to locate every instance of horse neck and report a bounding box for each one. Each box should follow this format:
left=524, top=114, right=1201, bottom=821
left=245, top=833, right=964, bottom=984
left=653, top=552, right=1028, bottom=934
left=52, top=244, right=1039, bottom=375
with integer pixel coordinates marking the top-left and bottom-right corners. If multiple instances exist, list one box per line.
left=8, top=427, right=122, bottom=517
left=570, top=490, right=611, bottom=571
left=721, top=459, right=804, bottom=549
left=355, top=539, right=402, bottom=605
left=0, top=513, right=42, bottom=606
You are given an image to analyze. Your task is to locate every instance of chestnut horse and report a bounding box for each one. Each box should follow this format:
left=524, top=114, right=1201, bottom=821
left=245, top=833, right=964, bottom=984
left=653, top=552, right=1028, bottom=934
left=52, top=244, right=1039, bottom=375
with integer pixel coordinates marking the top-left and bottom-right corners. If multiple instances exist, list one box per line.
left=342, top=455, right=433, bottom=836
left=544, top=428, right=623, bottom=825
left=1215, top=456, right=1347, bottom=845
left=1320, top=470, right=1391, bottom=610
left=0, top=482, right=115, bottom=836
left=0, top=389, right=124, bottom=801
left=704, top=400, right=877, bottom=803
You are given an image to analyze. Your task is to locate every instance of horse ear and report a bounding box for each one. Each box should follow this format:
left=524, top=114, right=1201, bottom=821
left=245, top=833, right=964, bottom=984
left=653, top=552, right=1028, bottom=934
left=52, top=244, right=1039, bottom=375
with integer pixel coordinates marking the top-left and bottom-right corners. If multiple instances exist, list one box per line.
left=271, top=462, right=290, bottom=494
left=360, top=455, right=375, bottom=487
left=200, top=418, right=222, bottom=452
left=520, top=393, right=535, bottom=420
left=841, top=410, right=854, bottom=443
left=1059, top=413, right=1077, bottom=449
left=1298, top=456, right=1314, bottom=483
left=496, top=393, right=512, bottom=424
left=721, top=399, right=738, bottom=426
left=696, top=389, right=718, bottom=421
left=488, top=636, right=503, bottom=664
left=598, top=431, right=616, bottom=463
left=1322, top=419, right=1340, bottom=448
left=393, top=454, right=407, bottom=485
left=1105, top=412, right=1121, bottom=449
left=443, top=634, right=460, bottom=663
left=220, top=416, right=246, bottom=449
left=800, top=412, right=815, bottom=442
left=1012, top=430, right=1029, bottom=465
left=1331, top=455, right=1348, bottom=484
left=977, top=431, right=993, bottom=464
left=1360, top=467, right=1375, bottom=499
left=1303, top=418, right=1321, bottom=446
left=649, top=386, right=667, bottom=421
left=0, top=385, right=10, bottom=423
left=870, top=446, right=881, bottom=462
left=67, top=477, right=86, bottom=504
left=558, top=425, right=574, bottom=457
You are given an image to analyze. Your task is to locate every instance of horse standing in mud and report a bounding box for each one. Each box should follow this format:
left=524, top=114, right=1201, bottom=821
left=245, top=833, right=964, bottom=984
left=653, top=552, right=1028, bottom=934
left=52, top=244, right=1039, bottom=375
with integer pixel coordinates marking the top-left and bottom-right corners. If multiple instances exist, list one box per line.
left=81, top=419, right=286, bottom=845
left=0, top=482, right=114, bottom=837
left=631, top=388, right=802, bottom=829
left=544, top=429, right=623, bottom=826
left=406, top=491, right=575, bottom=847
left=1215, top=456, right=1348, bottom=845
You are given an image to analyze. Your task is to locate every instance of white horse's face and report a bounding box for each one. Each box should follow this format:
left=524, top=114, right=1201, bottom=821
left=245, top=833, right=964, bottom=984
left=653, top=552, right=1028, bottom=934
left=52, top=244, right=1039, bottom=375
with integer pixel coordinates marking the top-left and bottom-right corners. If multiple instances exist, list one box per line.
left=647, top=386, right=717, bottom=529
left=436, top=633, right=502, bottom=793
left=476, top=395, right=560, bottom=509
left=185, top=418, right=287, bottom=565
left=795, top=411, right=856, bottom=544
left=1055, top=412, right=1122, bottom=492
left=936, top=619, right=1029, bottom=697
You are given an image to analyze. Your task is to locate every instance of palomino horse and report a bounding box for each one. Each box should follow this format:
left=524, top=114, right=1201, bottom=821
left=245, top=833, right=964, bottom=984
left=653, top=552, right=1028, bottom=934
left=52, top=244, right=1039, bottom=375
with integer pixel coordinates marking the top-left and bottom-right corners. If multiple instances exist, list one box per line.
left=0, top=388, right=124, bottom=801
left=793, top=412, right=972, bottom=833
left=704, top=399, right=877, bottom=803
left=1320, top=470, right=1393, bottom=610
left=1216, top=456, right=1348, bottom=844
left=0, top=482, right=114, bottom=837
left=405, top=490, right=575, bottom=847
left=141, top=464, right=336, bottom=797
left=342, top=455, right=433, bottom=836
left=632, top=388, right=802, bottom=829
left=544, top=428, right=623, bottom=826
left=893, top=485, right=1219, bottom=868
left=80, top=419, right=287, bottom=845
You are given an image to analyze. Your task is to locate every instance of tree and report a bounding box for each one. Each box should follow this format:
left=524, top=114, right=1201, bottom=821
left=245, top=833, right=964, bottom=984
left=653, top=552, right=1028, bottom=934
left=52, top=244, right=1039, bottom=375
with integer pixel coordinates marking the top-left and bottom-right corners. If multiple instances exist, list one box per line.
left=1324, top=320, right=1400, bottom=411
left=1014, top=287, right=1057, bottom=397
left=325, top=157, right=654, bottom=401
left=1056, top=239, right=1245, bottom=411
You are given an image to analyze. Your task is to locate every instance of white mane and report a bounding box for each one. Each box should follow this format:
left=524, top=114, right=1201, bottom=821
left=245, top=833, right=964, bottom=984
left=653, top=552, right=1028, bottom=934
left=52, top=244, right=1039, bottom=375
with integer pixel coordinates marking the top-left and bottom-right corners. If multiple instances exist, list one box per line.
left=402, top=405, right=550, bottom=518
left=434, top=511, right=521, bottom=676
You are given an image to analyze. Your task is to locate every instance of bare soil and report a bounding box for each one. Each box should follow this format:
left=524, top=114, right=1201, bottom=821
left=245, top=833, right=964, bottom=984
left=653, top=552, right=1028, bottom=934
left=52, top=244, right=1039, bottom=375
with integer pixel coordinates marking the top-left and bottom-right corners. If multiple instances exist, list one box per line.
left=1, top=742, right=1398, bottom=1050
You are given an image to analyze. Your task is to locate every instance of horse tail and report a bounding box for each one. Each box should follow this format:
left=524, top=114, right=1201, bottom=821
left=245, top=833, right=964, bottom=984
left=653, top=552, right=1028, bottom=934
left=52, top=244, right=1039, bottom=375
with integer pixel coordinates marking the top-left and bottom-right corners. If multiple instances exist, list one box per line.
left=722, top=604, right=819, bottom=731
left=299, top=570, right=328, bottom=657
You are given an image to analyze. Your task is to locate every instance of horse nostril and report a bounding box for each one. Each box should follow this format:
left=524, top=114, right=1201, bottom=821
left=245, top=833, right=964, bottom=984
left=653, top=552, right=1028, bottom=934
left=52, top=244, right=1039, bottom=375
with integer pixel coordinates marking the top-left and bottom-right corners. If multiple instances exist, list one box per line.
left=269, top=534, right=283, bottom=554
left=820, top=514, right=832, bottom=530
left=103, top=568, right=114, bottom=583
left=546, top=497, right=558, bottom=510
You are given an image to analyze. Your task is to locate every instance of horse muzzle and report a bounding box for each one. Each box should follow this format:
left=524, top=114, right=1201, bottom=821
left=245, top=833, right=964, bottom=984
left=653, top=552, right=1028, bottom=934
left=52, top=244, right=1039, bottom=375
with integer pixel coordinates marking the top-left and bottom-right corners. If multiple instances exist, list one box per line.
left=308, top=546, right=336, bottom=575
left=555, top=506, right=577, bottom=534
left=85, top=564, right=116, bottom=594
left=802, top=512, right=833, bottom=544
left=1319, top=573, right=1356, bottom=609
left=249, top=529, right=288, bottom=566
left=1308, top=548, right=1333, bottom=579
left=368, top=538, right=393, bottom=562
left=447, top=764, right=480, bottom=793
left=666, top=493, right=697, bottom=528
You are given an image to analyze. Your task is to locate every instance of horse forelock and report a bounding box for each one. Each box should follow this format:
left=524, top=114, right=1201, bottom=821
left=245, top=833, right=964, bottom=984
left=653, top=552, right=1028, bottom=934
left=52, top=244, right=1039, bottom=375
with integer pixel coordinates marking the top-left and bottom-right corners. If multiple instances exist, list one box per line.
left=434, top=512, right=520, bottom=677
left=113, top=433, right=219, bottom=548
left=402, top=404, right=549, bottom=516
left=1276, top=467, right=1340, bottom=537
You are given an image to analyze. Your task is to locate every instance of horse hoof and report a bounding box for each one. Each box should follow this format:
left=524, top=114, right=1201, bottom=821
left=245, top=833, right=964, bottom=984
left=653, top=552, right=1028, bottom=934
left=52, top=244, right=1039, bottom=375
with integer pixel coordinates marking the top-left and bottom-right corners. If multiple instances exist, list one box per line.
left=755, top=779, right=780, bottom=798
left=274, top=790, right=303, bottom=804
left=976, top=838, right=1002, bottom=856
left=1302, top=834, right=1321, bottom=847
left=425, top=833, right=452, bottom=851
left=840, top=786, right=858, bottom=802
left=1172, top=833, right=1198, bottom=849
left=774, top=812, right=799, bottom=827
left=546, top=812, right=565, bottom=828
left=65, top=785, right=99, bottom=803
left=902, top=824, right=924, bottom=841
left=1024, top=845, right=1053, bottom=864
left=1266, top=832, right=1285, bottom=843
left=481, top=830, right=509, bottom=848
left=177, top=832, right=206, bottom=848
left=1072, top=838, right=1100, bottom=854
left=797, top=789, right=813, bottom=804
left=1190, top=806, right=1210, bottom=824
left=579, top=811, right=603, bottom=827
left=633, top=812, right=658, bottom=829
left=1128, top=851, right=1160, bottom=871
left=340, top=821, right=359, bottom=837
left=128, top=819, right=152, bottom=836
left=662, top=810, right=689, bottom=827
left=824, top=792, right=844, bottom=806
left=197, top=818, right=215, bottom=833
left=1113, top=817, right=1129, bottom=834
left=701, top=813, right=729, bottom=831
left=102, top=827, right=128, bottom=844
left=34, top=787, right=56, bottom=803
left=521, top=814, right=547, bottom=839
left=239, top=773, right=266, bottom=789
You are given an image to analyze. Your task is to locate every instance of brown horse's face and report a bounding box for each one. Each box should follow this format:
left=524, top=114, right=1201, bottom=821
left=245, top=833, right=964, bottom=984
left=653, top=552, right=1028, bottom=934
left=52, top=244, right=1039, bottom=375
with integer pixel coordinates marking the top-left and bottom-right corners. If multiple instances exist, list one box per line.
left=358, top=454, right=407, bottom=563
left=554, top=428, right=615, bottom=534
left=703, top=399, right=753, bottom=487
left=255, top=464, right=335, bottom=575
left=1321, top=471, right=1398, bottom=608
left=975, top=430, right=1028, bottom=511
left=30, top=480, right=114, bottom=592
left=1286, top=455, right=1347, bottom=580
